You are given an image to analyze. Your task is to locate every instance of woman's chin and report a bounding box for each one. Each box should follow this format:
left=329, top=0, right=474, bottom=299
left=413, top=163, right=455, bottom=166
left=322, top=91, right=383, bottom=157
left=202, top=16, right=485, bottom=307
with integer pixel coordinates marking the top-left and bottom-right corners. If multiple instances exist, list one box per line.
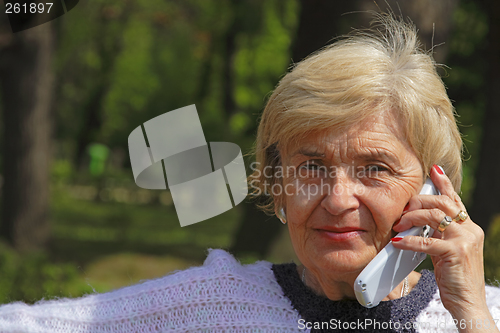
left=313, top=247, right=377, bottom=276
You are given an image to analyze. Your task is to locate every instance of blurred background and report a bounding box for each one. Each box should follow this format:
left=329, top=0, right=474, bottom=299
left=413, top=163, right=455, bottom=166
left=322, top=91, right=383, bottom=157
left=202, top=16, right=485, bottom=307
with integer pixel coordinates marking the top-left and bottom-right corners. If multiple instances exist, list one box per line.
left=0, top=0, right=499, bottom=304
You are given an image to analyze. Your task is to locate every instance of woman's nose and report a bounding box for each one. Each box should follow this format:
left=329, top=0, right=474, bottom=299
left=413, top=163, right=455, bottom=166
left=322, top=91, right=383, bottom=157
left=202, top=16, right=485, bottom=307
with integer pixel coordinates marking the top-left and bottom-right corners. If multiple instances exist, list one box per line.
left=320, top=172, right=360, bottom=216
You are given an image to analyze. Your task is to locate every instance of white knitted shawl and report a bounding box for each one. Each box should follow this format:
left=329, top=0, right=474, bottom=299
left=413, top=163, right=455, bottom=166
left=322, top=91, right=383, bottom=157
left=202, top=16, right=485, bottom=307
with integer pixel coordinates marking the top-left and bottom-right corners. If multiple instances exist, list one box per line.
left=0, top=249, right=499, bottom=332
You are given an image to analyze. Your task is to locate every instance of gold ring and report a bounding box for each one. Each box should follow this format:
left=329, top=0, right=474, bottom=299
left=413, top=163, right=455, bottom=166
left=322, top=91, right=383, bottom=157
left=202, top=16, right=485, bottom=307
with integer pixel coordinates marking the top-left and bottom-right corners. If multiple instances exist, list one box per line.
left=438, top=216, right=452, bottom=232
left=452, top=210, right=468, bottom=223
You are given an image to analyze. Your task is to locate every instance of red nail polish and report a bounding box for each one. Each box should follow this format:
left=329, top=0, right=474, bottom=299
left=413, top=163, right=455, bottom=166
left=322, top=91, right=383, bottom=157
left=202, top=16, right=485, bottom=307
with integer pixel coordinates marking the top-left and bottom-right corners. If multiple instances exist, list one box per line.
left=391, top=237, right=403, bottom=242
left=393, top=218, right=401, bottom=227
left=403, top=203, right=410, bottom=213
left=433, top=164, right=444, bottom=175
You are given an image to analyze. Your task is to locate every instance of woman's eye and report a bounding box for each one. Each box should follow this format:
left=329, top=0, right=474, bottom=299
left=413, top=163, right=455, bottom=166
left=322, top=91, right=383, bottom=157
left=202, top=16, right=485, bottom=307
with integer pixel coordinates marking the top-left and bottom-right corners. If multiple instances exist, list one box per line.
left=365, top=165, right=388, bottom=175
left=303, top=162, right=320, bottom=170
left=298, top=161, right=325, bottom=177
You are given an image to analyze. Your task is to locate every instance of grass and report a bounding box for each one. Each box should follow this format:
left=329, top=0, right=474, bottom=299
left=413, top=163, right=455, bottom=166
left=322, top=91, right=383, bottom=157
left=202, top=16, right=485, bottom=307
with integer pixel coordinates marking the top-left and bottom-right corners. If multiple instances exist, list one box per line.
left=50, top=186, right=241, bottom=265
left=12, top=184, right=243, bottom=298
left=484, top=215, right=500, bottom=284
left=80, top=253, right=199, bottom=292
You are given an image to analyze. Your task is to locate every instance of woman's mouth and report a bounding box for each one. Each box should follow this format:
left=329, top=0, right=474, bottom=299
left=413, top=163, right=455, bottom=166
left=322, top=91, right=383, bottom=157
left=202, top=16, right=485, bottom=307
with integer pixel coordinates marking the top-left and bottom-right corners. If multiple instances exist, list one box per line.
left=315, top=227, right=365, bottom=241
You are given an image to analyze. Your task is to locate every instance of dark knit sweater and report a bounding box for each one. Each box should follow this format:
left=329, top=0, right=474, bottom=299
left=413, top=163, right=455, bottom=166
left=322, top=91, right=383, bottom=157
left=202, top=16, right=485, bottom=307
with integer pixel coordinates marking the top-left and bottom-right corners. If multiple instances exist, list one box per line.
left=272, top=263, right=437, bottom=332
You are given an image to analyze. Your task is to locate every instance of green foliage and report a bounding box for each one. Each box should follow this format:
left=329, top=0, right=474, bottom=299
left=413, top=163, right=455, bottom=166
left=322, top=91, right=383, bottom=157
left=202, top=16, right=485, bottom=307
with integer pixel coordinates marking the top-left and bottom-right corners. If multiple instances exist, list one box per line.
left=449, top=2, right=488, bottom=59
left=52, top=0, right=300, bottom=166
left=102, top=15, right=159, bottom=141
left=229, top=111, right=252, bottom=135
left=230, top=0, right=298, bottom=152
left=233, top=0, right=297, bottom=113
left=0, top=242, right=91, bottom=304
left=484, top=215, right=500, bottom=284
left=50, top=181, right=241, bottom=264
left=443, top=0, right=489, bottom=205
left=51, top=159, right=75, bottom=185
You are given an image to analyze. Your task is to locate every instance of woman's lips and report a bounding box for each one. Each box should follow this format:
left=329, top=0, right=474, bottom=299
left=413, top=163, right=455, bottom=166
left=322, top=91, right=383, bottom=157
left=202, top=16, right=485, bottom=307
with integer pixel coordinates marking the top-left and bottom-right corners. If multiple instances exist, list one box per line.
left=316, top=228, right=365, bottom=241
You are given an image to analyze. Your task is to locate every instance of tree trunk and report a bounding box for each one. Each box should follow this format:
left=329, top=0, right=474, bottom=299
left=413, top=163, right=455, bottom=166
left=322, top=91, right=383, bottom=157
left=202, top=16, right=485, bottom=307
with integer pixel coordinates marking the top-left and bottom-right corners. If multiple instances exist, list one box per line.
left=469, top=0, right=500, bottom=232
left=291, top=0, right=353, bottom=62
left=0, top=22, right=54, bottom=252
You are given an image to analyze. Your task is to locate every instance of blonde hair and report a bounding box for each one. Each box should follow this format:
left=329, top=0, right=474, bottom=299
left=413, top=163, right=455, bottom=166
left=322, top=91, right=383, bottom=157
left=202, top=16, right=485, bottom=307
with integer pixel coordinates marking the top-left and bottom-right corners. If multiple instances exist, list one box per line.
left=251, top=14, right=463, bottom=214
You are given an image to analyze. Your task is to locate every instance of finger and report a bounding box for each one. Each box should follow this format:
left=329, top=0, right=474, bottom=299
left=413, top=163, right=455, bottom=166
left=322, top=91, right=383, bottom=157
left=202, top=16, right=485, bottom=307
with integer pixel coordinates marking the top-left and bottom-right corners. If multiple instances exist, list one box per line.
left=392, top=229, right=484, bottom=260
left=394, top=208, right=454, bottom=232
left=430, top=164, right=460, bottom=201
left=391, top=234, right=451, bottom=257
left=403, top=194, right=464, bottom=220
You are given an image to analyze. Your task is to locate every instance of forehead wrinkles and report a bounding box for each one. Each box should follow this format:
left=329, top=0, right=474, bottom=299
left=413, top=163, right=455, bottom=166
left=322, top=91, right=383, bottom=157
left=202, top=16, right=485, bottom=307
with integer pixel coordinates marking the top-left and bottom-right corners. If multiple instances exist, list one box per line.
left=319, top=113, right=402, bottom=153
left=321, top=131, right=400, bottom=164
left=283, top=111, right=409, bottom=163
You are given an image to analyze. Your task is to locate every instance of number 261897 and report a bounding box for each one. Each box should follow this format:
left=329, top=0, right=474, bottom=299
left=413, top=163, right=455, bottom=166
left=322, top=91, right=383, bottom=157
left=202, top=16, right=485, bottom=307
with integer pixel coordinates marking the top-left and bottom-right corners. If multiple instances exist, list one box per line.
left=5, top=3, right=53, bottom=14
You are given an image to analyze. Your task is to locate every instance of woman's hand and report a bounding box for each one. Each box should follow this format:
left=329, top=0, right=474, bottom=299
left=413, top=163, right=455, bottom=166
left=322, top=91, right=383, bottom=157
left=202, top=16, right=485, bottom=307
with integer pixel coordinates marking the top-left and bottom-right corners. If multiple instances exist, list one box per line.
left=391, top=164, right=498, bottom=332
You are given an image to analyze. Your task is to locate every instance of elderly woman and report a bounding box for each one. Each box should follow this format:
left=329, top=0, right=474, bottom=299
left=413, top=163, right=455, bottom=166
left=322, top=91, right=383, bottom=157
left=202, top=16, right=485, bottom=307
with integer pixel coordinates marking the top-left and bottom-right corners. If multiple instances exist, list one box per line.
left=1, top=15, right=499, bottom=333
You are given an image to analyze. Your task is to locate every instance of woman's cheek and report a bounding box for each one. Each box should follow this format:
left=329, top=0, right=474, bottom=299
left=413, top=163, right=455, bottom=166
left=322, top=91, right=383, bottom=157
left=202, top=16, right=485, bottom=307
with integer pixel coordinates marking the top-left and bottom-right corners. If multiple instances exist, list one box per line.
left=292, top=178, right=325, bottom=201
left=285, top=179, right=323, bottom=220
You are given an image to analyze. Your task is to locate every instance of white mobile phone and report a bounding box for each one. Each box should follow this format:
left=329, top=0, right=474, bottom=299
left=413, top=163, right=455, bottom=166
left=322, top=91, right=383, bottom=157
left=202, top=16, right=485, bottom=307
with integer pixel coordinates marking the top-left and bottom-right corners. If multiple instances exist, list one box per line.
left=354, top=178, right=439, bottom=308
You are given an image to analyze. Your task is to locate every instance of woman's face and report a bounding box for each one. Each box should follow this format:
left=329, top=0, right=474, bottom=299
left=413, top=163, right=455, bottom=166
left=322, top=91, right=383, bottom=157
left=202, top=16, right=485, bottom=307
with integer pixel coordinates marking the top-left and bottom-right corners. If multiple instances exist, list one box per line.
left=281, top=112, right=424, bottom=286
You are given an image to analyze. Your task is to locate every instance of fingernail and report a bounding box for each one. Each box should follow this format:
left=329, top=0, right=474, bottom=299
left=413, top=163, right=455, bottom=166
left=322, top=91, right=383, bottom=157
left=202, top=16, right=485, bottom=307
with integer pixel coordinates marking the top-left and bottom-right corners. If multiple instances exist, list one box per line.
left=402, top=203, right=410, bottom=214
left=391, top=237, right=404, bottom=242
left=393, top=218, right=401, bottom=228
left=433, top=164, right=445, bottom=175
